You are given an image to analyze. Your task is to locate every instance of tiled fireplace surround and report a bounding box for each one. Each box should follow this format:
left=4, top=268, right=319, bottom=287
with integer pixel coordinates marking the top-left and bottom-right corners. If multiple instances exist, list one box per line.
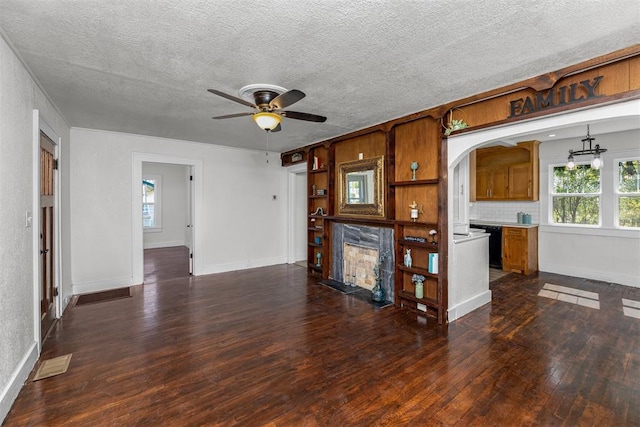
left=331, top=223, right=395, bottom=302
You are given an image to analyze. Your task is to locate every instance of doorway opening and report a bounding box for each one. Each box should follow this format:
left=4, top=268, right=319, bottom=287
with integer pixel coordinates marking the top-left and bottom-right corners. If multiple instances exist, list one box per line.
left=132, top=154, right=203, bottom=285
left=141, top=162, right=192, bottom=283
left=287, top=163, right=307, bottom=268
left=33, top=111, right=62, bottom=351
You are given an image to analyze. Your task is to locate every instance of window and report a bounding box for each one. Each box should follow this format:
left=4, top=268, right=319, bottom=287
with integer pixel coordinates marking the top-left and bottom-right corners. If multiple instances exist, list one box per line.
left=142, top=175, right=161, bottom=230
left=348, top=176, right=366, bottom=204
left=617, top=159, right=640, bottom=228
left=551, top=164, right=600, bottom=225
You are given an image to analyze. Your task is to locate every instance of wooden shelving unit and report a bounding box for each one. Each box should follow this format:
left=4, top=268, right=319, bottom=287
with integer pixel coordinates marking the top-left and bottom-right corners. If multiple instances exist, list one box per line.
left=392, top=117, right=447, bottom=323
left=306, top=145, right=331, bottom=277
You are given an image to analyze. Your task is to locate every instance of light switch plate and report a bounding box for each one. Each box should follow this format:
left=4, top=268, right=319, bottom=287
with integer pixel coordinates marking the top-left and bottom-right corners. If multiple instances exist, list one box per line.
left=25, top=211, right=32, bottom=228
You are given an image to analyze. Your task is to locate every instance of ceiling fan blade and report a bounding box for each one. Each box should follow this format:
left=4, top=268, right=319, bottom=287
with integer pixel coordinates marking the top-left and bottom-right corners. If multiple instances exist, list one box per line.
left=281, top=110, right=327, bottom=122
left=212, top=112, right=254, bottom=119
left=269, top=89, right=305, bottom=110
left=207, top=89, right=256, bottom=108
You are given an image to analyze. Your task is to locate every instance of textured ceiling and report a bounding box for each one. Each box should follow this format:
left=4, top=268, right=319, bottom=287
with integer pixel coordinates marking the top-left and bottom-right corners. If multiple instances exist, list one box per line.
left=0, top=0, right=639, bottom=153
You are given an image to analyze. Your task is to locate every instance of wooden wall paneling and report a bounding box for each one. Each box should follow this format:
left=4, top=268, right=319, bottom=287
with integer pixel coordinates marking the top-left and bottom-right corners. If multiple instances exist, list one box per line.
left=333, top=131, right=386, bottom=214
left=386, top=128, right=396, bottom=220
left=333, top=131, right=386, bottom=166
left=630, top=56, right=640, bottom=90
left=438, top=134, right=448, bottom=324
left=394, top=185, right=438, bottom=224
left=394, top=117, right=439, bottom=182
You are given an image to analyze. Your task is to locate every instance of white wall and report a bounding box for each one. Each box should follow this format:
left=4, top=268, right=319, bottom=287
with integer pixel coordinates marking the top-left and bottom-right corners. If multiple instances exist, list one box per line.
left=70, top=128, right=288, bottom=293
left=538, top=128, right=640, bottom=287
left=0, top=34, right=71, bottom=421
left=294, top=172, right=307, bottom=263
left=142, top=163, right=188, bottom=249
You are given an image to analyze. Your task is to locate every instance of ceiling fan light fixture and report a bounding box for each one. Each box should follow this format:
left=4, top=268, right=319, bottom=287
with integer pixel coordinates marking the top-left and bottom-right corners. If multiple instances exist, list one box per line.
left=253, top=112, right=281, bottom=131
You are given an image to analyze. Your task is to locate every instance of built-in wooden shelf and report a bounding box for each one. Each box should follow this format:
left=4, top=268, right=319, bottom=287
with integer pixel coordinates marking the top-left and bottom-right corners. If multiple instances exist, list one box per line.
left=309, top=167, right=327, bottom=174
left=397, top=239, right=439, bottom=250
left=397, top=265, right=437, bottom=279
left=390, top=179, right=439, bottom=186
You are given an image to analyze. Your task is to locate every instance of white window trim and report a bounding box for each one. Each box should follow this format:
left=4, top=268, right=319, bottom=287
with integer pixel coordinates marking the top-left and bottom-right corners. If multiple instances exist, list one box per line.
left=614, top=155, right=640, bottom=230
left=143, top=174, right=162, bottom=232
left=549, top=161, right=602, bottom=228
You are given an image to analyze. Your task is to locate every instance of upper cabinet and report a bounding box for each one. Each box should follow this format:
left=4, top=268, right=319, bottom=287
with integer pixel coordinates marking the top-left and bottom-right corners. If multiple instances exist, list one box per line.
left=470, top=140, right=539, bottom=201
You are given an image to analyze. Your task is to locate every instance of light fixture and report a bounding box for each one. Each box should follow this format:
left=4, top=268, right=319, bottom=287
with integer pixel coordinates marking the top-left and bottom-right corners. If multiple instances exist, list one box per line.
left=253, top=112, right=281, bottom=131
left=565, top=125, right=607, bottom=170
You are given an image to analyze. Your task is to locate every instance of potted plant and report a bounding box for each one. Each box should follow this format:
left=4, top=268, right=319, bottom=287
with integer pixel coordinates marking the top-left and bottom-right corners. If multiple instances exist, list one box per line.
left=443, top=108, right=468, bottom=136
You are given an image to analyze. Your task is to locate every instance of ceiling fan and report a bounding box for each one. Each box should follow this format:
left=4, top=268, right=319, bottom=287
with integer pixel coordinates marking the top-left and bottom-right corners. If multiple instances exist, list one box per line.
left=208, top=85, right=327, bottom=132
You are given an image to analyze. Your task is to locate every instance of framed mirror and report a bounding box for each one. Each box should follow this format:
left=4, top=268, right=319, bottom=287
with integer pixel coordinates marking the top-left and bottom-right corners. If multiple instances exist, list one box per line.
left=337, top=156, right=385, bottom=217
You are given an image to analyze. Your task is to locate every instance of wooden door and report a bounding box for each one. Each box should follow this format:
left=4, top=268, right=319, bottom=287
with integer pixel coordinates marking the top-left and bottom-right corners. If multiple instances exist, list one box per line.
left=475, top=167, right=491, bottom=200
left=40, top=131, right=56, bottom=339
left=491, top=165, right=509, bottom=199
left=186, top=168, right=194, bottom=275
left=509, top=163, right=532, bottom=199
left=502, top=227, right=526, bottom=273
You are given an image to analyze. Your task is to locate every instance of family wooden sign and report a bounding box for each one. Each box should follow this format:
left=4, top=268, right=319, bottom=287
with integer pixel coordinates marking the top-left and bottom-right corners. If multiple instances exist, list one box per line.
left=509, top=76, right=604, bottom=118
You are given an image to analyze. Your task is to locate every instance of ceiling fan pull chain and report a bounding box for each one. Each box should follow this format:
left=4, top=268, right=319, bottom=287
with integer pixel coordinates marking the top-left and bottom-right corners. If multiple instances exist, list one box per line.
left=266, top=130, right=269, bottom=164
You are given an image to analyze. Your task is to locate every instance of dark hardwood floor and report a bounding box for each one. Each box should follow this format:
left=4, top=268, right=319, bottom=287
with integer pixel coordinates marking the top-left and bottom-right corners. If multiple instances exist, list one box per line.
left=4, top=247, right=639, bottom=426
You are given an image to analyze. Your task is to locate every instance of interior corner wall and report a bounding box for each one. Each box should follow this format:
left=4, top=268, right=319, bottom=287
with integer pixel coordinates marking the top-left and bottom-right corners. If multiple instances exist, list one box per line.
left=0, top=34, right=71, bottom=422
left=70, top=128, right=288, bottom=293
left=142, top=163, right=188, bottom=249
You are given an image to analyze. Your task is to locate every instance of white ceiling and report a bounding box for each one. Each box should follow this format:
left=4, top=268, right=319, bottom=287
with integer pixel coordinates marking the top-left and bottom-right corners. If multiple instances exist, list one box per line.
left=0, top=0, right=639, bottom=154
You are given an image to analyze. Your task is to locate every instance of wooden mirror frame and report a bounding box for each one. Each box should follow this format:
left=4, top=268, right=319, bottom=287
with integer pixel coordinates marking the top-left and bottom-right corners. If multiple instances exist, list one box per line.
left=337, top=156, right=385, bottom=217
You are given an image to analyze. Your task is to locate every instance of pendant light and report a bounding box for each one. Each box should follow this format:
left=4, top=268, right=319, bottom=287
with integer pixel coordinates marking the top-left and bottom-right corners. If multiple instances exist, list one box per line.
left=565, top=125, right=607, bottom=170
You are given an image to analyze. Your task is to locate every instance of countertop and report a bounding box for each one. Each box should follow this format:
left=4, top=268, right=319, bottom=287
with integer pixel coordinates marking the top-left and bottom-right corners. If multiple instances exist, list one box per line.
left=452, top=232, right=490, bottom=244
left=470, top=220, right=539, bottom=229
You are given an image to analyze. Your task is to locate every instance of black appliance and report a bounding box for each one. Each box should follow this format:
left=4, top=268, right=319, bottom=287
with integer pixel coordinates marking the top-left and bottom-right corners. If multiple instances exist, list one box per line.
left=470, top=224, right=503, bottom=269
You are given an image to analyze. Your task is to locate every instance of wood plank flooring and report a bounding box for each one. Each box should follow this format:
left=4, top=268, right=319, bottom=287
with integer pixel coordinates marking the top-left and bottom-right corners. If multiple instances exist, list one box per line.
left=5, top=247, right=640, bottom=426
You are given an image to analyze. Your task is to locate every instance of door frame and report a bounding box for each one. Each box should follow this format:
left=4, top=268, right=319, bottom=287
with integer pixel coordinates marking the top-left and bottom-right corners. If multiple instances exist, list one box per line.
left=32, top=110, right=62, bottom=352
left=132, top=153, right=203, bottom=284
left=286, top=163, right=307, bottom=264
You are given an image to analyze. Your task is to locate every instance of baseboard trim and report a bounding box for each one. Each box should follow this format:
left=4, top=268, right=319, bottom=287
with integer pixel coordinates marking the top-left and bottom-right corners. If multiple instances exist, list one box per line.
left=200, top=257, right=288, bottom=275
left=0, top=341, right=38, bottom=423
left=143, top=240, right=185, bottom=249
left=539, top=263, right=640, bottom=288
left=72, top=276, right=134, bottom=295
left=448, top=290, right=492, bottom=322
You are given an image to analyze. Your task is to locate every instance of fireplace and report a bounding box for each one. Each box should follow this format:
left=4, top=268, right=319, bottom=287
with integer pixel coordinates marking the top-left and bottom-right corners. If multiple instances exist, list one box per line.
left=331, top=223, right=394, bottom=302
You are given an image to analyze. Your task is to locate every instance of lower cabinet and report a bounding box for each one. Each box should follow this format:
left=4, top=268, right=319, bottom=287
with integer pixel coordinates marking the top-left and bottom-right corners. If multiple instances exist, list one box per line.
left=502, top=226, right=538, bottom=275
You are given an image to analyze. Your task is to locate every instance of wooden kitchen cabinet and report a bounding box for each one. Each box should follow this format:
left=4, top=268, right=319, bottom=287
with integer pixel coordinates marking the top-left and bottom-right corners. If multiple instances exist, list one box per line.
left=508, top=162, right=533, bottom=199
left=502, top=226, right=538, bottom=275
left=471, top=141, right=539, bottom=201
left=475, top=165, right=508, bottom=199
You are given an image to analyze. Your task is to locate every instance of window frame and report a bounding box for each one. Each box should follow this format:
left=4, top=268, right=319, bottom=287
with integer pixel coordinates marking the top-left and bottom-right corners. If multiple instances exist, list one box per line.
left=142, top=174, right=162, bottom=232
left=614, top=156, right=640, bottom=229
left=548, top=161, right=602, bottom=228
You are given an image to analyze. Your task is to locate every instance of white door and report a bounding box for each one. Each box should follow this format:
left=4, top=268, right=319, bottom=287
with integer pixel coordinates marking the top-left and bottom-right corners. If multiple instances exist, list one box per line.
left=185, top=166, right=194, bottom=275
